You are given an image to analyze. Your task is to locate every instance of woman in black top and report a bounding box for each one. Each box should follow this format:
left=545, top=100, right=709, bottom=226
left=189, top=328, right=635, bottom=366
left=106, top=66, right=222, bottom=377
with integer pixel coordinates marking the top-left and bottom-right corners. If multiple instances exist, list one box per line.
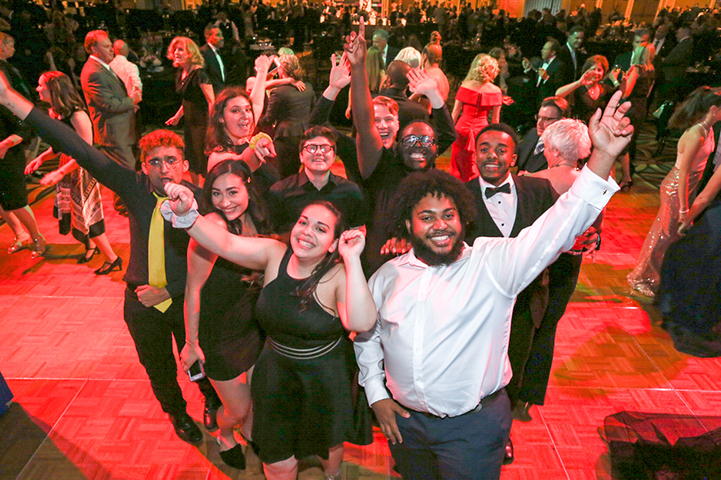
left=163, top=183, right=375, bottom=480
left=165, top=37, right=214, bottom=183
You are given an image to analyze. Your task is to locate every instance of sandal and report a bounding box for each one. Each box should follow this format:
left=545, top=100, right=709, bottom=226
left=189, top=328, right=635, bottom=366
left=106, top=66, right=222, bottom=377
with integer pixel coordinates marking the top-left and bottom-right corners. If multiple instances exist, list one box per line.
left=95, top=256, right=122, bottom=275
left=8, top=236, right=32, bottom=254
left=78, top=247, right=100, bottom=264
left=31, top=234, right=47, bottom=258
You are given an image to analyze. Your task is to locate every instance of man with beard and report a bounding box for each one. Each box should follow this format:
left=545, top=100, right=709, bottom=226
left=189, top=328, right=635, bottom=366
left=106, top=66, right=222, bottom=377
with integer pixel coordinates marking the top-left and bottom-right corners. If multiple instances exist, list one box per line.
left=345, top=21, right=456, bottom=273
left=354, top=91, right=633, bottom=479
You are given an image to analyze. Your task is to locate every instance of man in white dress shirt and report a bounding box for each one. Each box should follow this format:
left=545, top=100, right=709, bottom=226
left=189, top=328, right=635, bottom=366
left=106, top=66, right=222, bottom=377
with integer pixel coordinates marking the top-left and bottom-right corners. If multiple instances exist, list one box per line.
left=354, top=91, right=633, bottom=480
left=109, top=39, right=142, bottom=104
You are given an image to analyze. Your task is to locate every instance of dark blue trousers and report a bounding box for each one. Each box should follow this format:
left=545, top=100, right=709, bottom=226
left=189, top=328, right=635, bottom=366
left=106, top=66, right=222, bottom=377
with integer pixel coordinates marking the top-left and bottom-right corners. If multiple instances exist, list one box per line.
left=389, top=389, right=512, bottom=480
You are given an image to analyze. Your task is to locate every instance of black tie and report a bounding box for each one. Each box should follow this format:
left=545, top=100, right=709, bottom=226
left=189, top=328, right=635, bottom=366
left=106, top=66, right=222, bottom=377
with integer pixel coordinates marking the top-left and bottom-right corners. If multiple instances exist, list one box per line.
left=485, top=183, right=511, bottom=199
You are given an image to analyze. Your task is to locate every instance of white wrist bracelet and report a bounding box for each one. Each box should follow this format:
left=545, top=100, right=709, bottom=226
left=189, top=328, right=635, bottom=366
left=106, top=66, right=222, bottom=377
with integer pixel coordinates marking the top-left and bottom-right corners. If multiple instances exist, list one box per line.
left=160, top=199, right=200, bottom=228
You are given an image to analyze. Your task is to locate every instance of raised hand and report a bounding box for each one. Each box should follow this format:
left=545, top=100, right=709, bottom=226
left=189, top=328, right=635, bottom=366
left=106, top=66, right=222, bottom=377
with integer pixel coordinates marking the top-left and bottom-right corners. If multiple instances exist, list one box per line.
left=164, top=182, right=195, bottom=215
left=252, top=134, right=276, bottom=162
left=408, top=68, right=437, bottom=96
left=254, top=53, right=274, bottom=74
left=588, top=90, right=633, bottom=159
left=338, top=228, right=366, bottom=259
left=328, top=52, right=351, bottom=90
left=344, top=17, right=366, bottom=67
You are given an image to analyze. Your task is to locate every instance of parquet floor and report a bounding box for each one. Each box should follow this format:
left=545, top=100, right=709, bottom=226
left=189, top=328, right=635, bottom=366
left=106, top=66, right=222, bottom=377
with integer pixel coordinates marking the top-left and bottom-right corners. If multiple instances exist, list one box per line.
left=2, top=128, right=721, bottom=480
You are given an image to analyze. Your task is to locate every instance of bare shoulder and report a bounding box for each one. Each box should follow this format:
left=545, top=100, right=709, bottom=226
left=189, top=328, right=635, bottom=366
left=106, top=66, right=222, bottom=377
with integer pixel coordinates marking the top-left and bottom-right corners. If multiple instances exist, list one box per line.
left=203, top=211, right=230, bottom=230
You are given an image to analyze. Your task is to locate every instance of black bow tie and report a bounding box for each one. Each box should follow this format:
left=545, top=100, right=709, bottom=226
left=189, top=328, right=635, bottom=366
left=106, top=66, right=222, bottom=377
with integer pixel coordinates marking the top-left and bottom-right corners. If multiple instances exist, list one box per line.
left=484, top=183, right=511, bottom=198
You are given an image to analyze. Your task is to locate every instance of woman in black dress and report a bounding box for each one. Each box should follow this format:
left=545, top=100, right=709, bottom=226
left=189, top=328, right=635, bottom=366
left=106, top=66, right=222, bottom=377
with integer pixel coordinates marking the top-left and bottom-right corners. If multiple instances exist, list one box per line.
left=165, top=36, right=214, bottom=183
left=180, top=160, right=271, bottom=468
left=164, top=177, right=375, bottom=479
left=555, top=55, right=612, bottom=124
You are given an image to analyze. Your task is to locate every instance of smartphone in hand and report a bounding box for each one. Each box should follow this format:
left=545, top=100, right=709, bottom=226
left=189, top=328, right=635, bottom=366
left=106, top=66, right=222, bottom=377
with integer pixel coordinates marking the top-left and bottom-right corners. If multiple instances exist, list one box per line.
left=187, top=361, right=206, bottom=382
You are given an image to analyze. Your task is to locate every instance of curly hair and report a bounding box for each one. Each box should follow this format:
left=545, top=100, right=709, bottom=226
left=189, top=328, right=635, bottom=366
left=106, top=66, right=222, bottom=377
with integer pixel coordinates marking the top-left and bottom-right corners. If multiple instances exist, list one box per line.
left=139, top=129, right=185, bottom=163
left=387, top=170, right=477, bottom=239
left=464, top=53, right=500, bottom=83
left=166, top=36, right=205, bottom=68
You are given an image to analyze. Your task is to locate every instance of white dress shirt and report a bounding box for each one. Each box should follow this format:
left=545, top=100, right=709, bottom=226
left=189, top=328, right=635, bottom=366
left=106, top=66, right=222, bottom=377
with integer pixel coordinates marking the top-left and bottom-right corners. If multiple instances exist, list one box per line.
left=208, top=43, right=225, bottom=82
left=537, top=57, right=555, bottom=86
left=479, top=175, right=517, bottom=237
left=355, top=166, right=617, bottom=417
left=109, top=54, right=143, bottom=103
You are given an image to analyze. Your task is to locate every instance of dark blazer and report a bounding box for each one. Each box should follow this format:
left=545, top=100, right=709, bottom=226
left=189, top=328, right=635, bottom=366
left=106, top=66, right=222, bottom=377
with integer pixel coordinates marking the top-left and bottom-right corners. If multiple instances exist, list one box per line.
left=531, top=57, right=567, bottom=106
left=200, top=44, right=225, bottom=95
left=557, top=44, right=586, bottom=83
left=661, top=37, right=693, bottom=81
left=80, top=57, right=135, bottom=148
left=259, top=83, right=315, bottom=138
left=516, top=129, right=547, bottom=174
left=465, top=174, right=557, bottom=239
left=613, top=51, right=632, bottom=72
left=384, top=45, right=400, bottom=68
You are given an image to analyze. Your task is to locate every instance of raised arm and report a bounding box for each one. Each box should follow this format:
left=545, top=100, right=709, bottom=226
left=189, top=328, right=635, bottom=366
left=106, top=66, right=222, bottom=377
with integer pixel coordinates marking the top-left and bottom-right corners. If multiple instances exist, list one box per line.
left=250, top=54, right=274, bottom=122
left=163, top=182, right=285, bottom=271
left=347, top=20, right=384, bottom=179
left=335, top=229, right=377, bottom=332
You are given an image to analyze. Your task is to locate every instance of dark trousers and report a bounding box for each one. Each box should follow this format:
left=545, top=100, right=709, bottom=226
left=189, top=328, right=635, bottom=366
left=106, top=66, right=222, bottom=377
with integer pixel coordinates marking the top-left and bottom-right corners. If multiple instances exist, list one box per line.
left=390, top=390, right=512, bottom=480
left=123, top=288, right=218, bottom=416
left=271, top=135, right=301, bottom=178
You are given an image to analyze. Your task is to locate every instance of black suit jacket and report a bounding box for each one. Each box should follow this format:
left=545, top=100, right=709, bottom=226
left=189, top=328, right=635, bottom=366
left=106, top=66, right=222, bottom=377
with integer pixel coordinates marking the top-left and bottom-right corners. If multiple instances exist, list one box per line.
left=557, top=44, right=586, bottom=83
left=531, top=57, right=567, bottom=106
left=661, top=37, right=693, bottom=81
left=384, top=45, right=400, bottom=68
left=516, top=129, right=547, bottom=174
left=258, top=83, right=316, bottom=138
left=200, top=44, right=225, bottom=95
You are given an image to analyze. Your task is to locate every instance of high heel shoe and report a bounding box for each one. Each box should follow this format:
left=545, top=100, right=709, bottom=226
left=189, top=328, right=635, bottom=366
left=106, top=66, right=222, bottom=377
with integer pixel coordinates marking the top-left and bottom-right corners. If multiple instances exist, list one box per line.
left=8, top=236, right=31, bottom=254
left=31, top=234, right=47, bottom=258
left=95, top=256, right=122, bottom=275
left=78, top=247, right=100, bottom=264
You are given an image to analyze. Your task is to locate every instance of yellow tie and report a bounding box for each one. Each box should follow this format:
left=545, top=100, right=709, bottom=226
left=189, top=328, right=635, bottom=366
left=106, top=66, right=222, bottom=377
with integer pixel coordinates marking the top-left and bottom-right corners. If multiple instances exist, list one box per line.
left=148, top=193, right=172, bottom=312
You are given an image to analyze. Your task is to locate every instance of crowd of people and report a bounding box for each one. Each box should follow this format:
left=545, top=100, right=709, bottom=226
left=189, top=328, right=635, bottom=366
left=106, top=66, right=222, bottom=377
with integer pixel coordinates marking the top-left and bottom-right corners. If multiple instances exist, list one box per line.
left=1, top=1, right=721, bottom=479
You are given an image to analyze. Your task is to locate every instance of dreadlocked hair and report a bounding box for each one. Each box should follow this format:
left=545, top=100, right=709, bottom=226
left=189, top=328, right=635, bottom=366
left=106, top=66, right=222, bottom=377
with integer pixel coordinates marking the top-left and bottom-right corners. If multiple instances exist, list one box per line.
left=293, top=200, right=346, bottom=312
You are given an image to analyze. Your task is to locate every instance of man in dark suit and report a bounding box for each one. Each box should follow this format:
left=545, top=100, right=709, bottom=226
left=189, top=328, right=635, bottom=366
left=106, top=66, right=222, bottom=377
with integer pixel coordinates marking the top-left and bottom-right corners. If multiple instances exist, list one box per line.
left=6, top=82, right=223, bottom=445
left=466, top=123, right=558, bottom=465
left=372, top=29, right=399, bottom=68
left=517, top=96, right=569, bottom=174
left=557, top=25, right=587, bottom=83
left=200, top=25, right=226, bottom=95
left=523, top=38, right=567, bottom=108
left=80, top=30, right=137, bottom=170
left=658, top=25, right=693, bottom=103
left=613, top=29, right=651, bottom=72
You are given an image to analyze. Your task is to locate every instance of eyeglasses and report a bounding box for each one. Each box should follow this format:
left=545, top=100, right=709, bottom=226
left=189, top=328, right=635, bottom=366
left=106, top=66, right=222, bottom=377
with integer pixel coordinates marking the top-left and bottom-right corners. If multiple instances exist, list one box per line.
left=303, top=144, right=335, bottom=154
left=535, top=114, right=561, bottom=123
left=146, top=157, right=181, bottom=168
left=401, top=135, right=436, bottom=148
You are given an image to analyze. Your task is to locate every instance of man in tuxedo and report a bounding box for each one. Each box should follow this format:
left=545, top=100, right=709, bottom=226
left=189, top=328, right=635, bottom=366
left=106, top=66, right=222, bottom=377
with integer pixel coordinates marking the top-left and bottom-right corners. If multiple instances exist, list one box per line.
left=557, top=26, right=586, bottom=83
left=80, top=30, right=137, bottom=171
left=465, top=123, right=558, bottom=464
left=517, top=96, right=569, bottom=174
left=200, top=25, right=226, bottom=95
left=372, top=29, right=399, bottom=68
left=524, top=39, right=567, bottom=108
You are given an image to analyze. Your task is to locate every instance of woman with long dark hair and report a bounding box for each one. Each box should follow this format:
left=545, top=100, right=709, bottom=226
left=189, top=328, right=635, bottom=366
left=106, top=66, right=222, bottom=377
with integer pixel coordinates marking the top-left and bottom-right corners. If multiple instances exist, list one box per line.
left=25, top=70, right=120, bottom=273
left=165, top=37, right=214, bottom=183
left=163, top=180, right=375, bottom=480
left=180, top=160, right=271, bottom=469
left=628, top=86, right=721, bottom=297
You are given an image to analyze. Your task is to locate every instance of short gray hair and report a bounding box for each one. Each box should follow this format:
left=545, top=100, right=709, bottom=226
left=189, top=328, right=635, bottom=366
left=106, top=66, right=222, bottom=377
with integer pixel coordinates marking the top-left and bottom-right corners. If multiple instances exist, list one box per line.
left=541, top=119, right=591, bottom=162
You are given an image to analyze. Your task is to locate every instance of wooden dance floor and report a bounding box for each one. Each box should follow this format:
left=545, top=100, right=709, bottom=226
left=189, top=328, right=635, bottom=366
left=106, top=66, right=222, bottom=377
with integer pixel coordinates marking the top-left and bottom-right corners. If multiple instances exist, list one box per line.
left=2, top=134, right=721, bottom=479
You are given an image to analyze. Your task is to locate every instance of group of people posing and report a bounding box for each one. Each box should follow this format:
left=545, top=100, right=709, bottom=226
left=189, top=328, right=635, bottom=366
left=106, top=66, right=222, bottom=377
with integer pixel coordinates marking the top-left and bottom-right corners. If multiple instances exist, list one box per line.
left=1, top=12, right=720, bottom=480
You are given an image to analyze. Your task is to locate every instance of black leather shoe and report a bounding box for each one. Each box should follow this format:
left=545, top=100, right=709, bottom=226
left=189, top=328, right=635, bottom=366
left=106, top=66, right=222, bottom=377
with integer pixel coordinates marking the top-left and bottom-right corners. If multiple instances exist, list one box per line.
left=219, top=443, right=246, bottom=469
left=511, top=401, right=533, bottom=422
left=169, top=412, right=202, bottom=444
left=503, top=438, right=514, bottom=465
left=203, top=398, right=220, bottom=432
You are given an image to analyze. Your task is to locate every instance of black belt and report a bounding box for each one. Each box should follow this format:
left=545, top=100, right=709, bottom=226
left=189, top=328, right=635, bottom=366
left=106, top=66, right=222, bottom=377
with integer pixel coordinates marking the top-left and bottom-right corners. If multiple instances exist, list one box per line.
left=401, top=388, right=504, bottom=419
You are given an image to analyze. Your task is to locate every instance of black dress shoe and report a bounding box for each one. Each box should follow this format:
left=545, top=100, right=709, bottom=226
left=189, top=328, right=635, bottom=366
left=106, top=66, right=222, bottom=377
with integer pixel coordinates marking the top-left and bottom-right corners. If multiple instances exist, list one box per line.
left=169, top=412, right=202, bottom=444
left=203, top=398, right=220, bottom=432
left=219, top=443, right=246, bottom=469
left=503, top=438, right=514, bottom=465
left=511, top=401, right=533, bottom=422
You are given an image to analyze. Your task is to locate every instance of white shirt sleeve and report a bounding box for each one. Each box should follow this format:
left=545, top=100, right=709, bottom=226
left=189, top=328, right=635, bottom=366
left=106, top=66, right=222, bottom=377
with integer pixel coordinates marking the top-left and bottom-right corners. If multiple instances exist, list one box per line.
left=354, top=274, right=390, bottom=407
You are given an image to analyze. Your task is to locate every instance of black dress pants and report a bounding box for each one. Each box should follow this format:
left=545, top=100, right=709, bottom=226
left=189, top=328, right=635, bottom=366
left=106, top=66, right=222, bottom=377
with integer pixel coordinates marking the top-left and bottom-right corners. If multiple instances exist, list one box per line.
left=123, top=288, right=218, bottom=416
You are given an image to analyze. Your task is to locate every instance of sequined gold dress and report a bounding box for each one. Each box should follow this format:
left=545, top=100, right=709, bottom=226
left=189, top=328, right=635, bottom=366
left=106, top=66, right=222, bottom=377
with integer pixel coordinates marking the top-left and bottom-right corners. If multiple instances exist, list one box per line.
left=627, top=130, right=714, bottom=296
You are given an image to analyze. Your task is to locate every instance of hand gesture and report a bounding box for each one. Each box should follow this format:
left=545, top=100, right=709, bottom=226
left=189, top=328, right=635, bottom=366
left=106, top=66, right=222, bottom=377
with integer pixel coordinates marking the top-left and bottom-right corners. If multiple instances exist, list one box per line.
left=180, top=341, right=206, bottom=372
left=254, top=53, right=274, bottom=74
left=328, top=52, right=351, bottom=90
left=292, top=80, right=306, bottom=92
left=580, top=67, right=599, bottom=86
left=40, top=169, right=65, bottom=186
left=135, top=285, right=171, bottom=307
left=338, top=228, right=366, bottom=259
left=407, top=68, right=438, bottom=98
left=380, top=237, right=411, bottom=256
left=371, top=398, right=410, bottom=445
left=253, top=135, right=277, bottom=162
left=344, top=18, right=366, bottom=66
left=25, top=157, right=43, bottom=175
left=588, top=90, right=633, bottom=159
left=164, top=182, right=195, bottom=215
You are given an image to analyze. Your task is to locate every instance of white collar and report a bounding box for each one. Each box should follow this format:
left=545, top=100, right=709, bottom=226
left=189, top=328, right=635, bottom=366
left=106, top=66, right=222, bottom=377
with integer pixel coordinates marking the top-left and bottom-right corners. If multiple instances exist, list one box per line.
left=478, top=173, right=515, bottom=192
left=90, top=55, right=111, bottom=70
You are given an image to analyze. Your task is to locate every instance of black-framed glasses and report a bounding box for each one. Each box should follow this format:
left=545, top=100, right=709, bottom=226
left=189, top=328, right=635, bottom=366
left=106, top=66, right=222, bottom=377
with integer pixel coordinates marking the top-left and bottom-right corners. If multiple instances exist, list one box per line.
left=303, top=144, right=335, bottom=154
left=401, top=135, right=436, bottom=148
left=146, top=157, right=180, bottom=168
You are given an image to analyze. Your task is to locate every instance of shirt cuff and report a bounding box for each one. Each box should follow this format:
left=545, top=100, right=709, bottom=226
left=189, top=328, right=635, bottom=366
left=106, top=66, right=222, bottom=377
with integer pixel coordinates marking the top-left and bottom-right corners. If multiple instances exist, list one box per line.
left=571, top=165, right=619, bottom=210
left=363, top=377, right=391, bottom=407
